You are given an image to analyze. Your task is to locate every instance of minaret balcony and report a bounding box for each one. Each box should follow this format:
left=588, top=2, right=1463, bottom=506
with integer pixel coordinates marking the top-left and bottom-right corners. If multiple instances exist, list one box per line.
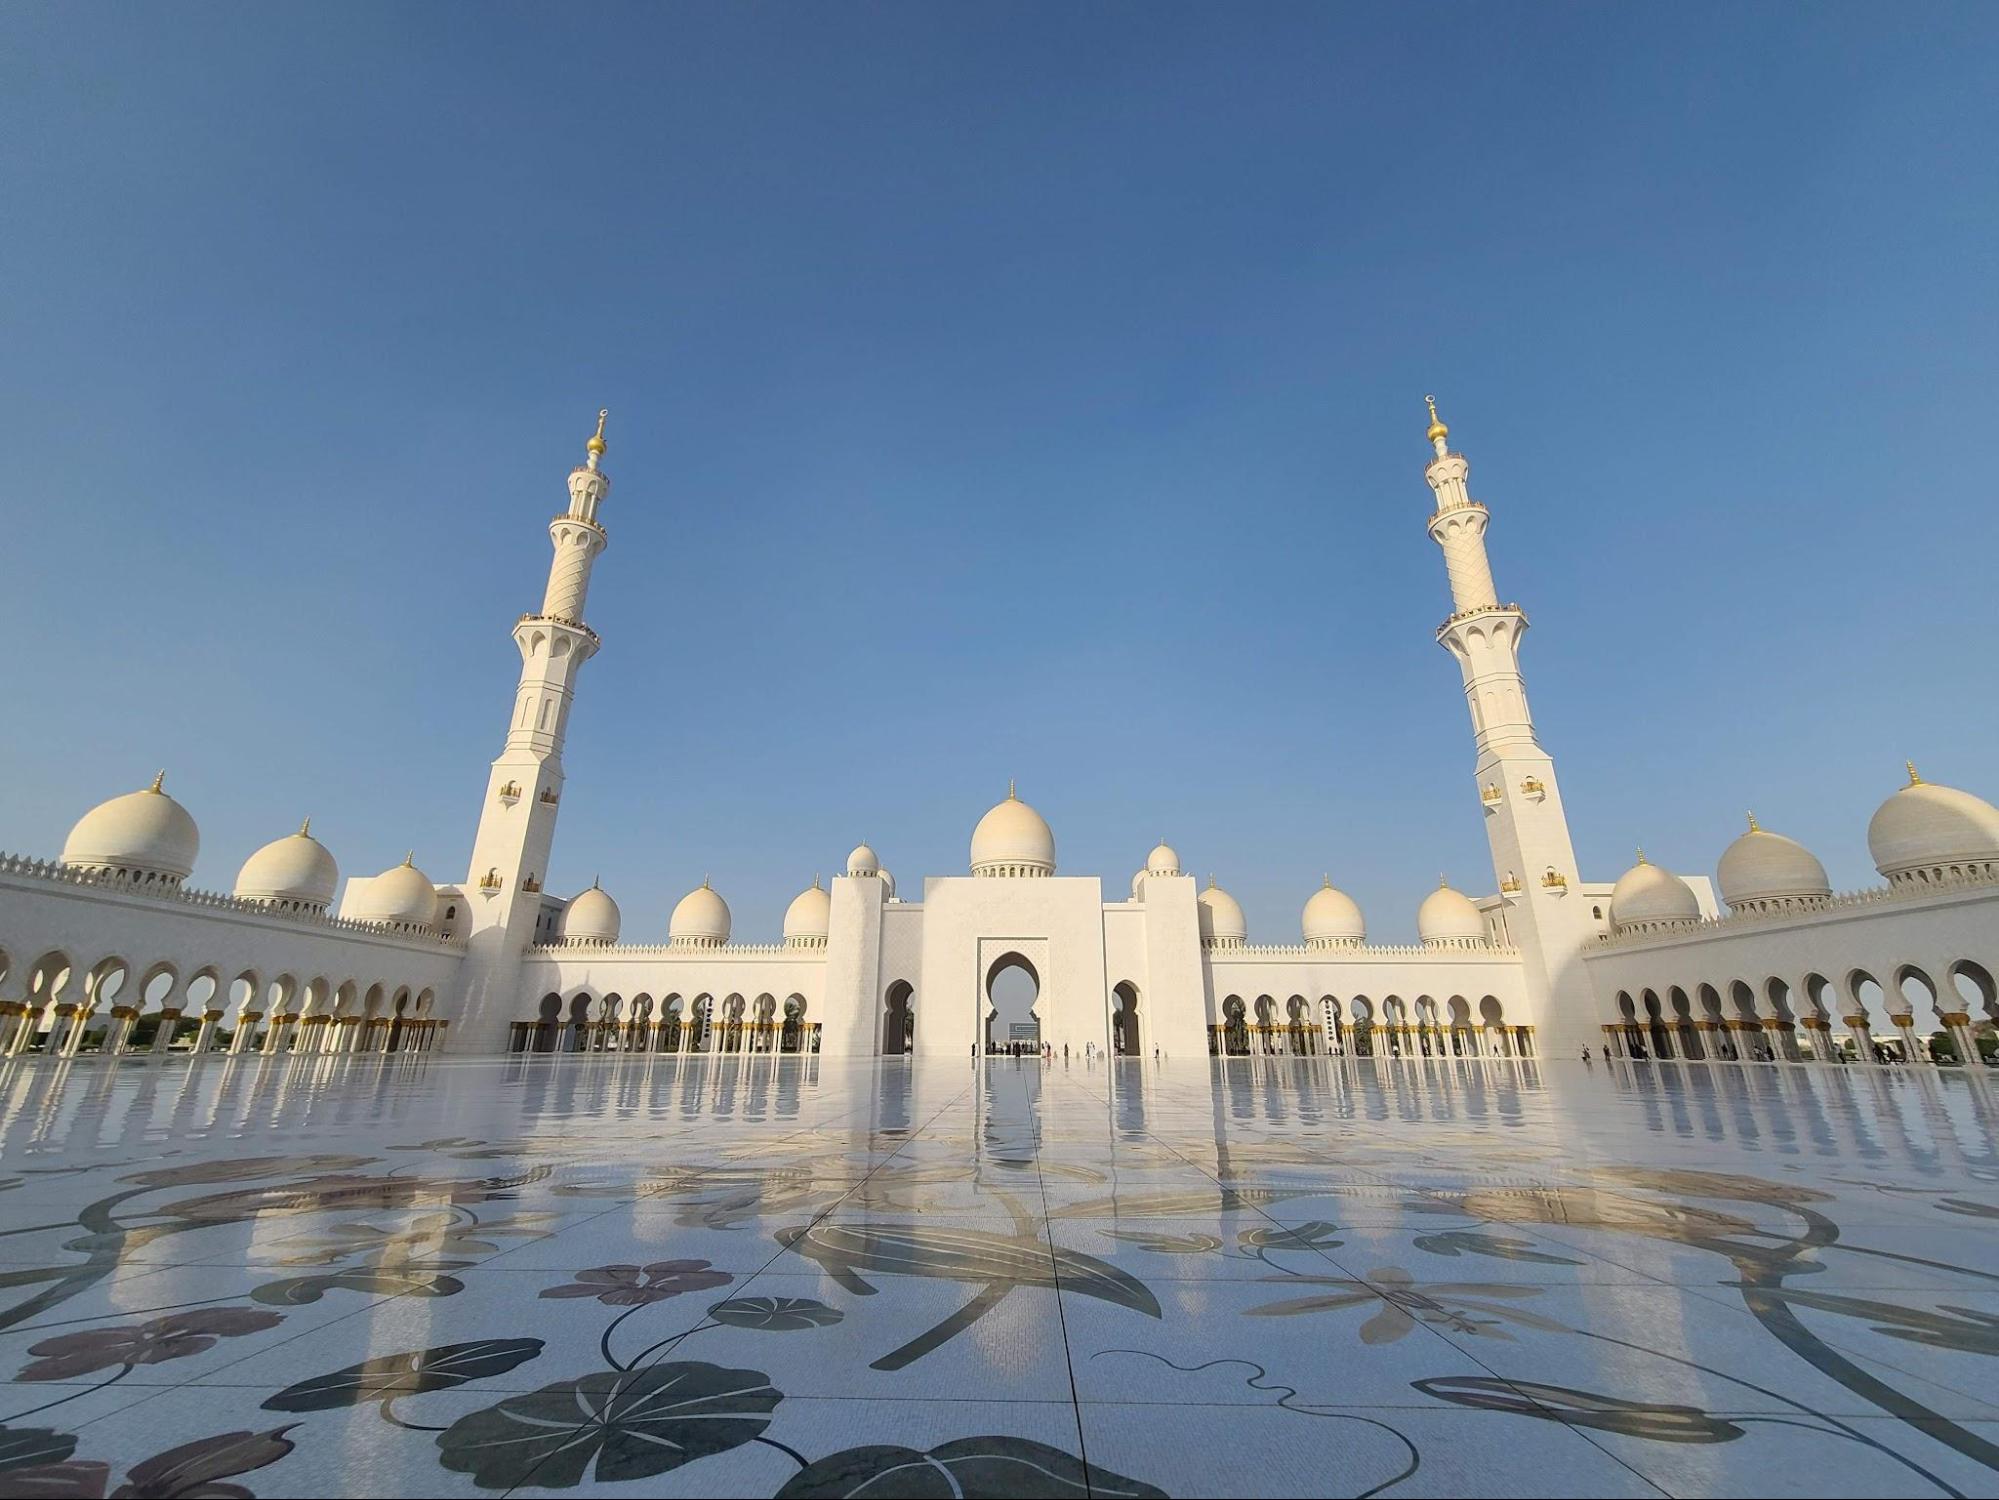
left=1520, top=776, right=1546, bottom=802
left=1539, top=869, right=1568, bottom=892
left=498, top=781, right=522, bottom=805
left=516, top=612, right=601, bottom=647
left=1480, top=781, right=1504, bottom=809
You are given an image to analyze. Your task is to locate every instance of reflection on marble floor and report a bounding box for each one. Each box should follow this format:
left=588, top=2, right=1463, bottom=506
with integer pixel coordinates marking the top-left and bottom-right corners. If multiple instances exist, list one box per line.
left=1, top=1055, right=1998, bottom=1498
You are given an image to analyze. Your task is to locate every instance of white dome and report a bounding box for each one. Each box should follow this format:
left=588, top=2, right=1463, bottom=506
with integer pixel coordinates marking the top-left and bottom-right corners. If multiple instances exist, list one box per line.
left=61, top=772, right=200, bottom=885
left=1145, top=841, right=1181, bottom=877
left=1418, top=879, right=1485, bottom=947
left=1717, top=817, right=1830, bottom=911
left=1197, top=879, right=1247, bottom=947
left=669, top=880, right=732, bottom=947
left=1608, top=854, right=1699, bottom=931
left=562, top=881, right=621, bottom=945
left=970, top=785, right=1056, bottom=876
left=1302, top=877, right=1366, bottom=947
left=846, top=843, right=880, bottom=877
left=783, top=879, right=831, bottom=945
left=234, top=819, right=338, bottom=910
left=1867, top=767, right=1999, bottom=883
left=350, top=855, right=437, bottom=929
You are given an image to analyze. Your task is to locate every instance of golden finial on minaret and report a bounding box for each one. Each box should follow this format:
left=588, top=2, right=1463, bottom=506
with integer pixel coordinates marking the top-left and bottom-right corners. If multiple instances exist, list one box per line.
left=1425, top=394, right=1449, bottom=445
left=1746, top=812, right=1759, bottom=833
left=1906, top=760, right=1923, bottom=787
left=149, top=770, right=166, bottom=793
left=586, top=408, right=608, bottom=459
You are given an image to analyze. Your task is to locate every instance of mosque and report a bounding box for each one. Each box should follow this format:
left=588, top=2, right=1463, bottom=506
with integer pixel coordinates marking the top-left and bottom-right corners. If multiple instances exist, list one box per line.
left=2, top=404, right=1995, bottom=1069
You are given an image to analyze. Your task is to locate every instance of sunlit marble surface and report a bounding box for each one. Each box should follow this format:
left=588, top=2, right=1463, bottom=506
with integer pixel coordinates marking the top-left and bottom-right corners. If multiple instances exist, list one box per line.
left=1, top=1053, right=1997, bottom=1498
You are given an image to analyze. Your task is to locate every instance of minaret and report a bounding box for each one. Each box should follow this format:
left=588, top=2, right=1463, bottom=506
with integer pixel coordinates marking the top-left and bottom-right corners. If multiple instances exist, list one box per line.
left=1422, top=397, right=1596, bottom=1049
left=452, top=411, right=613, bottom=1051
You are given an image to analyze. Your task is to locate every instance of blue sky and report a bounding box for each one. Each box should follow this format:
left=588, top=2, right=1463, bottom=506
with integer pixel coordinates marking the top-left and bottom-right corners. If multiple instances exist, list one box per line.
left=3, top=4, right=1996, bottom=945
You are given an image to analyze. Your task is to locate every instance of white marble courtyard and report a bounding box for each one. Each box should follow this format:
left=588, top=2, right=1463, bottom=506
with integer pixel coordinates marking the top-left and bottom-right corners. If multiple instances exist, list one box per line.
left=1, top=1054, right=1996, bottom=1498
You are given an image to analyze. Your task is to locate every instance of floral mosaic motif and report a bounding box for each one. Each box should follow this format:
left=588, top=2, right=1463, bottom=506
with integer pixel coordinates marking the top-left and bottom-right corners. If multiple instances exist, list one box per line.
left=772, top=1436, right=1167, bottom=1498
left=1771, top=1291, right=1999, bottom=1356
left=0, top=1425, right=294, bottom=1500
left=1105, top=1230, right=1223, bottom=1255
left=1239, top=1221, right=1343, bottom=1254
left=108, top=1426, right=297, bottom=1499
left=1246, top=1266, right=1564, bottom=1343
left=540, top=1261, right=733, bottom=1307
left=18, top=1310, right=283, bottom=1381
left=116, top=1157, right=377, bottom=1190
left=774, top=1220, right=1159, bottom=1370
left=1410, top=1230, right=1585, bottom=1266
left=0, top=1427, right=81, bottom=1474
left=1414, top=1377, right=1746, bottom=1443
left=262, top=1339, right=546, bottom=1414
left=706, top=1297, right=843, bottom=1331
left=270, top=1212, right=560, bottom=1266
left=250, top=1258, right=472, bottom=1305
left=435, top=1362, right=780, bottom=1489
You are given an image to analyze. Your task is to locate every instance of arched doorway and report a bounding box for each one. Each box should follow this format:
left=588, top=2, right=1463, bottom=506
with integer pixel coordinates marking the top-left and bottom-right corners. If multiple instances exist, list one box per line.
left=883, top=981, right=915, bottom=1055
left=1111, top=982, right=1140, bottom=1056
left=985, top=953, right=1040, bottom=1055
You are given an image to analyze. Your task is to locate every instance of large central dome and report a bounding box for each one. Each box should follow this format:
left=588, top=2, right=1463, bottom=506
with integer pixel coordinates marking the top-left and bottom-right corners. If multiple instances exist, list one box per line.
left=969, top=783, right=1056, bottom=876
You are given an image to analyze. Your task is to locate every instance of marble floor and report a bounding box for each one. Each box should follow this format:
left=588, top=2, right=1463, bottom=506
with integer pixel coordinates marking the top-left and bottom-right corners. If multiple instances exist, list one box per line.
left=1, top=1053, right=1997, bottom=1498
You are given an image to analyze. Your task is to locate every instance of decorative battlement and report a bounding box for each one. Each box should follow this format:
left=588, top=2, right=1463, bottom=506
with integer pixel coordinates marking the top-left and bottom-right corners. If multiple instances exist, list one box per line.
left=0, top=852, right=466, bottom=948
left=1215, top=942, right=1520, bottom=962
left=524, top=941, right=819, bottom=960
left=1587, top=868, right=1999, bottom=953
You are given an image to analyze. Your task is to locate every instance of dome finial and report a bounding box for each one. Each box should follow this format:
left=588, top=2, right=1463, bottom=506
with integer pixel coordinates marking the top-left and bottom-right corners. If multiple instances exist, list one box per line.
left=1746, top=811, right=1759, bottom=833
left=299, top=816, right=312, bottom=838
left=1635, top=845, right=1647, bottom=865
left=403, top=850, right=414, bottom=867
left=1906, top=760, right=1923, bottom=787
left=1424, top=393, right=1449, bottom=447
left=1438, top=872, right=1449, bottom=889
left=591, top=873, right=601, bottom=889
left=149, top=770, right=166, bottom=794
left=585, top=407, right=608, bottom=467
left=1008, top=777, right=1017, bottom=800
left=1207, top=872, right=1217, bottom=890
left=1322, top=873, right=1332, bottom=889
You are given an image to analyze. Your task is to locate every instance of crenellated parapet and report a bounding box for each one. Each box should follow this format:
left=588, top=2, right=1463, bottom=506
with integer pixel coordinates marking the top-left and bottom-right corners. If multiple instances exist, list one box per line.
left=0, top=851, right=465, bottom=948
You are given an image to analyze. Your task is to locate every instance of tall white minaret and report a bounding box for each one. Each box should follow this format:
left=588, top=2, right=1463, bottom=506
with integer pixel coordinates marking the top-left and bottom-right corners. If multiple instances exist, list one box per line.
left=1423, top=397, right=1596, bottom=1049
left=452, top=410, right=613, bottom=1051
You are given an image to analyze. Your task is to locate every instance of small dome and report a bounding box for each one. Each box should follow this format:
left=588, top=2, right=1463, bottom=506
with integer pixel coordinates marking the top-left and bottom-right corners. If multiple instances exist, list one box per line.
left=61, top=772, right=200, bottom=885
left=1418, top=879, right=1485, bottom=947
left=1717, top=816, right=1830, bottom=911
left=234, top=819, right=338, bottom=910
left=846, top=843, right=880, bottom=877
left=1302, top=877, right=1366, bottom=947
left=1867, top=766, right=1999, bottom=884
left=1608, top=853, right=1699, bottom=931
left=669, top=880, right=732, bottom=947
left=1145, top=841, right=1181, bottom=877
left=562, top=880, right=621, bottom=945
left=783, top=879, right=831, bottom=945
left=1197, top=878, right=1247, bottom=947
left=970, top=784, right=1056, bottom=876
left=350, top=854, right=437, bottom=929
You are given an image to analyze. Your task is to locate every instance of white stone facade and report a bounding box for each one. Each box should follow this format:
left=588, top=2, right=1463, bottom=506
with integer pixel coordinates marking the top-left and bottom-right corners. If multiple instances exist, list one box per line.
left=3, top=405, right=1996, bottom=1071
